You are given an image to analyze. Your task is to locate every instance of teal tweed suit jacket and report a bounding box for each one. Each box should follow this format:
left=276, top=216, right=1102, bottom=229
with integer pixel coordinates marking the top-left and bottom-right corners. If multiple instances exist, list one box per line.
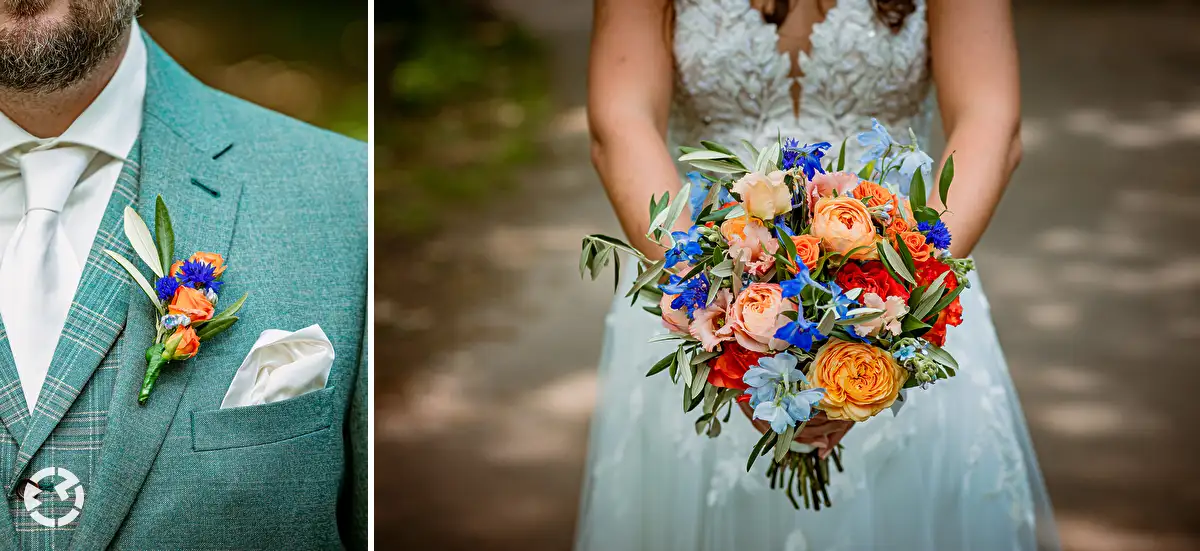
left=0, top=35, right=367, bottom=549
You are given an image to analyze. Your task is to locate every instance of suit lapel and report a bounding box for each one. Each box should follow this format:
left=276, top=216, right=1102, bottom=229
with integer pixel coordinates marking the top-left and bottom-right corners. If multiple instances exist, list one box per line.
left=4, top=159, right=140, bottom=491
left=68, top=34, right=244, bottom=550
left=0, top=320, right=29, bottom=449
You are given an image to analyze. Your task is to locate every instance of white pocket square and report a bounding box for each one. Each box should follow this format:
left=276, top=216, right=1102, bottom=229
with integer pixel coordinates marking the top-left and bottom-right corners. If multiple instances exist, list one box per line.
left=220, top=324, right=335, bottom=409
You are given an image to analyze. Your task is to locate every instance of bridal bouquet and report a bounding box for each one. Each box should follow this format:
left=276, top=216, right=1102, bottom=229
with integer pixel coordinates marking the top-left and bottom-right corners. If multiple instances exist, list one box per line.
left=579, top=120, right=974, bottom=510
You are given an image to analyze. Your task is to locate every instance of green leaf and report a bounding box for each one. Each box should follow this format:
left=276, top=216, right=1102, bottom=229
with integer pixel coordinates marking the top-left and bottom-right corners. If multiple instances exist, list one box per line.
left=774, top=425, right=796, bottom=462
left=197, top=316, right=238, bottom=341
left=900, top=316, right=931, bottom=337
left=836, top=138, right=847, bottom=172
left=912, top=271, right=950, bottom=320
left=710, top=259, right=734, bottom=278
left=924, top=285, right=966, bottom=322
left=154, top=196, right=174, bottom=277
left=676, top=345, right=691, bottom=385
left=646, top=352, right=674, bottom=377
left=209, top=292, right=248, bottom=322
left=583, top=235, right=647, bottom=262
left=908, top=285, right=928, bottom=311
left=926, top=344, right=959, bottom=371
left=723, top=205, right=746, bottom=220
left=876, top=240, right=916, bottom=287
left=741, top=140, right=760, bottom=165
left=892, top=233, right=918, bottom=277
left=857, top=160, right=875, bottom=180
left=626, top=258, right=666, bottom=298
left=938, top=153, right=955, bottom=206
left=687, top=159, right=745, bottom=174
left=578, top=239, right=594, bottom=278
left=642, top=305, right=663, bottom=316
left=755, top=142, right=780, bottom=173
left=700, top=140, right=737, bottom=156
left=748, top=431, right=775, bottom=471
left=123, top=206, right=164, bottom=277
left=835, top=309, right=883, bottom=326
left=777, top=225, right=798, bottom=265
left=105, top=250, right=160, bottom=308
left=590, top=246, right=612, bottom=280
left=817, top=308, right=837, bottom=336
left=910, top=169, right=927, bottom=211
left=679, top=149, right=736, bottom=162
left=691, top=363, right=710, bottom=399
left=699, top=205, right=735, bottom=222
left=912, top=205, right=940, bottom=224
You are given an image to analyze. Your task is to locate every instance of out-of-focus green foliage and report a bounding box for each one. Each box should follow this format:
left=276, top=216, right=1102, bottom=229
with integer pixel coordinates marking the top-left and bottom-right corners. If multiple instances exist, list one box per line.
left=140, top=0, right=367, bottom=140
left=376, top=0, right=549, bottom=235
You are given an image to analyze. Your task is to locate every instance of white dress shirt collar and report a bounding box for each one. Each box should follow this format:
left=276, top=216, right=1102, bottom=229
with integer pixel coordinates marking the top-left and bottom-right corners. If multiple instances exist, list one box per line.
left=0, top=20, right=146, bottom=160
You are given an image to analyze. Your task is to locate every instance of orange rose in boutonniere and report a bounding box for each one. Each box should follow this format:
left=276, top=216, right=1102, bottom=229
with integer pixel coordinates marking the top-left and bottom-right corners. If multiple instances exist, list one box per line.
left=168, top=286, right=215, bottom=322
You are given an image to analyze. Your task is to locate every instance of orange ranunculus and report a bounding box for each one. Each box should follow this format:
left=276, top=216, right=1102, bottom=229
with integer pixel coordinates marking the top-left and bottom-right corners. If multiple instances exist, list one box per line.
left=809, top=339, right=908, bottom=422
left=166, top=326, right=200, bottom=360
left=169, top=286, right=215, bottom=322
left=852, top=180, right=894, bottom=209
left=897, top=231, right=932, bottom=262
left=810, top=196, right=878, bottom=260
left=189, top=252, right=226, bottom=277
left=787, top=234, right=822, bottom=274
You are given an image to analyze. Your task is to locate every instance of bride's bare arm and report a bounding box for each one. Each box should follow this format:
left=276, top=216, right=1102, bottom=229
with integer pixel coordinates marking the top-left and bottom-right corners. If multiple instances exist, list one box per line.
left=589, top=0, right=681, bottom=259
left=928, top=0, right=1022, bottom=258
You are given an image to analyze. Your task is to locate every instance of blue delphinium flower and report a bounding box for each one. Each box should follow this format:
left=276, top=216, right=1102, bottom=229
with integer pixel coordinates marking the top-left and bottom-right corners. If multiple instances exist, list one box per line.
left=857, top=118, right=893, bottom=163
left=780, top=260, right=825, bottom=298
left=743, top=353, right=826, bottom=433
left=827, top=281, right=857, bottom=319
left=782, top=138, right=831, bottom=180
left=917, top=220, right=952, bottom=250
left=659, top=274, right=710, bottom=318
left=155, top=275, right=180, bottom=301
left=686, top=171, right=733, bottom=221
left=887, top=148, right=934, bottom=195
left=159, top=313, right=190, bottom=329
left=774, top=316, right=826, bottom=351
left=178, top=259, right=217, bottom=289
left=665, top=226, right=705, bottom=267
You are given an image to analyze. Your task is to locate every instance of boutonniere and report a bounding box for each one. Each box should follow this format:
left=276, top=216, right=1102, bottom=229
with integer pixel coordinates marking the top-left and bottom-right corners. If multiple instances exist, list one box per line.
left=106, top=196, right=248, bottom=404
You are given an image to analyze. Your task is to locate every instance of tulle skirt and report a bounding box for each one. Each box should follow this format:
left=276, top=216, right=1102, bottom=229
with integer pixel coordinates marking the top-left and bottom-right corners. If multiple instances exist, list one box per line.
left=575, top=265, right=1060, bottom=550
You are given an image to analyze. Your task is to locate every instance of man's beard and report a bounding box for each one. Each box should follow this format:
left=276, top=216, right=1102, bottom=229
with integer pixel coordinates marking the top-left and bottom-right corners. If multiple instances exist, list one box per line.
left=0, top=0, right=140, bottom=93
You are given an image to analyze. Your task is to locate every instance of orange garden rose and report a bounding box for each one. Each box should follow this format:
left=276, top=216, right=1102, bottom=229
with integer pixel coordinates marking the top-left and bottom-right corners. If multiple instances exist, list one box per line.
left=729, top=283, right=794, bottom=353
left=809, top=196, right=878, bottom=260
left=789, top=234, right=822, bottom=272
left=851, top=180, right=894, bottom=209
left=897, top=231, right=932, bottom=262
left=809, top=339, right=908, bottom=422
left=165, top=326, right=200, bottom=360
left=885, top=211, right=909, bottom=236
left=169, top=286, right=215, bottom=322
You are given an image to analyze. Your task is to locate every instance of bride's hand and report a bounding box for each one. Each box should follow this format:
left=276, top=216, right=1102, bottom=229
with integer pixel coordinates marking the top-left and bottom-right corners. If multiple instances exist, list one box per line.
left=739, top=401, right=853, bottom=459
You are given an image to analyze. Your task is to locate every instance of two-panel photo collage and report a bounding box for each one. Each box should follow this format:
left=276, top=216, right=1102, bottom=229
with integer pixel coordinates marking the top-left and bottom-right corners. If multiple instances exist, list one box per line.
left=0, top=0, right=1190, bottom=549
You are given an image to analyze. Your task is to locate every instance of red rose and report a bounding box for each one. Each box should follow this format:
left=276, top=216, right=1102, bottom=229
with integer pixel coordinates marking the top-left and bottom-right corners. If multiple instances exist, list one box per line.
left=835, top=261, right=909, bottom=301
left=708, top=342, right=765, bottom=393
left=915, top=259, right=964, bottom=346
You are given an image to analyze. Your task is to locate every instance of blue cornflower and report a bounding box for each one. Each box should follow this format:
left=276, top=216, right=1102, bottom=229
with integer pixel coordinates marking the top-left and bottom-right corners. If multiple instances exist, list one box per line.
left=686, top=171, right=733, bottom=221
left=659, top=274, right=710, bottom=319
left=178, top=260, right=217, bottom=289
left=155, top=275, right=180, bottom=301
left=893, top=344, right=918, bottom=362
left=857, top=118, right=893, bottom=164
left=159, top=313, right=190, bottom=329
left=208, top=279, right=225, bottom=294
left=917, top=220, right=953, bottom=250
left=782, top=139, right=831, bottom=180
left=774, top=316, right=826, bottom=351
left=742, top=353, right=826, bottom=433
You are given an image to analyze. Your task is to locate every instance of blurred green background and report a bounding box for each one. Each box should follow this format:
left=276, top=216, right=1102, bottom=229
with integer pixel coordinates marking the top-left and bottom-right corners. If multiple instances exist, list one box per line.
left=139, top=0, right=368, bottom=140
left=375, top=0, right=550, bottom=236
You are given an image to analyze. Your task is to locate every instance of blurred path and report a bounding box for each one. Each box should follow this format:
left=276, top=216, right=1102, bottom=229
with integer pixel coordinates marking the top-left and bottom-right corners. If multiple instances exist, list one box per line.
left=375, top=2, right=1200, bottom=550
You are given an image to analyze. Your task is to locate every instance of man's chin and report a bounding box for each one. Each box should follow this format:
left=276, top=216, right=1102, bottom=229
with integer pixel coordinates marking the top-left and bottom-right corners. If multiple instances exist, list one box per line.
left=0, top=0, right=67, bottom=24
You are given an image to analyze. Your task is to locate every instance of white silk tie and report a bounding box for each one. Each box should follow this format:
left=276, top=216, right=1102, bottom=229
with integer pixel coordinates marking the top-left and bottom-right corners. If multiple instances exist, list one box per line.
left=0, top=146, right=95, bottom=412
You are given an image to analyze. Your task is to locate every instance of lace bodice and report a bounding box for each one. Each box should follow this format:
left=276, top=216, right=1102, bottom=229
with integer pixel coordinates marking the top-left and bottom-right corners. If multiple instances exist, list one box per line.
left=669, top=0, right=933, bottom=156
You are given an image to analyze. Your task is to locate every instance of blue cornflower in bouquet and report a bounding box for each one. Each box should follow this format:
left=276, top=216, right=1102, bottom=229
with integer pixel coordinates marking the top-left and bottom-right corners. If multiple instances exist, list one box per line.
left=177, top=259, right=217, bottom=289
left=743, top=353, right=825, bottom=433
left=782, top=138, right=831, bottom=180
left=659, top=273, right=710, bottom=318
left=857, top=118, right=893, bottom=163
left=155, top=274, right=179, bottom=301
left=918, top=220, right=952, bottom=250
left=665, top=226, right=705, bottom=267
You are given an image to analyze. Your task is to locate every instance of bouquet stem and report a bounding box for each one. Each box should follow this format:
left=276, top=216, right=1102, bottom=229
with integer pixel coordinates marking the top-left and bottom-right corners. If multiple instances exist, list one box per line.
left=767, top=447, right=843, bottom=511
left=140, top=343, right=169, bottom=404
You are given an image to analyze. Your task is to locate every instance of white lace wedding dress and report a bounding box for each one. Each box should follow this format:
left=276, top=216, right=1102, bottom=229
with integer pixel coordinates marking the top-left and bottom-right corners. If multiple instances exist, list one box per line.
left=574, top=1, right=1059, bottom=549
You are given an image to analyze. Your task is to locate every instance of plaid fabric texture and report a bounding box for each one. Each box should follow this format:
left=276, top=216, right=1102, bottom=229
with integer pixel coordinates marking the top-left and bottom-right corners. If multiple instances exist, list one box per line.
left=0, top=149, right=139, bottom=550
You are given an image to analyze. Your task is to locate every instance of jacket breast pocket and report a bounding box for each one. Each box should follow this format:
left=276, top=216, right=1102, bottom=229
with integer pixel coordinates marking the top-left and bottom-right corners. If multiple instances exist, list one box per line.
left=190, top=386, right=336, bottom=452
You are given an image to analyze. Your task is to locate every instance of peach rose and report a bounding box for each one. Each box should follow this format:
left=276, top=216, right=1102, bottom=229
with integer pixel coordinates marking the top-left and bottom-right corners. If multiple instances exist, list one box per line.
left=884, top=211, right=909, bottom=236
left=729, top=283, right=794, bottom=352
left=660, top=292, right=690, bottom=334
left=732, top=170, right=791, bottom=220
left=720, top=217, right=779, bottom=276
left=787, top=234, right=822, bottom=273
left=689, top=289, right=734, bottom=352
left=810, top=196, right=878, bottom=260
left=165, top=326, right=200, bottom=360
left=897, top=231, right=932, bottom=262
left=809, top=339, right=908, bottom=421
left=169, top=286, right=215, bottom=323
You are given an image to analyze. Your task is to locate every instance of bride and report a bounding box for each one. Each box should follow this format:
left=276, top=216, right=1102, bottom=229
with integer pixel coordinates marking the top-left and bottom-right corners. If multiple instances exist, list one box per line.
left=576, top=0, right=1059, bottom=549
